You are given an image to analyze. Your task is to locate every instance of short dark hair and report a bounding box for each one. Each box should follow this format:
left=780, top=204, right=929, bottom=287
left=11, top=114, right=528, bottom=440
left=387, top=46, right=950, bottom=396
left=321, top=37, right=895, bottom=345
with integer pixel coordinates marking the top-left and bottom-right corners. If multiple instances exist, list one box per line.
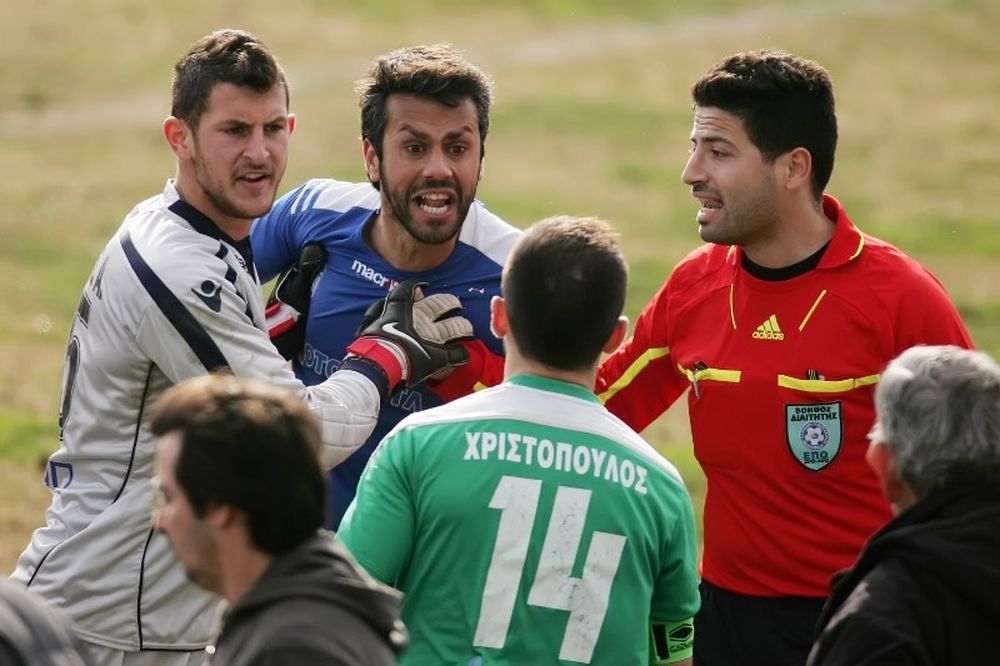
left=171, top=29, right=288, bottom=129
left=357, top=44, right=493, bottom=175
left=151, top=374, right=325, bottom=556
left=503, top=216, right=627, bottom=371
left=692, top=49, right=837, bottom=199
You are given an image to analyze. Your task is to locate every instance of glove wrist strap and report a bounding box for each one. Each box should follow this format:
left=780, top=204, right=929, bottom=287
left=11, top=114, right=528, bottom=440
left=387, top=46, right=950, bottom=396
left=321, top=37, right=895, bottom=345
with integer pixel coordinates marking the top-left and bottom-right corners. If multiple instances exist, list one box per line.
left=345, top=337, right=408, bottom=389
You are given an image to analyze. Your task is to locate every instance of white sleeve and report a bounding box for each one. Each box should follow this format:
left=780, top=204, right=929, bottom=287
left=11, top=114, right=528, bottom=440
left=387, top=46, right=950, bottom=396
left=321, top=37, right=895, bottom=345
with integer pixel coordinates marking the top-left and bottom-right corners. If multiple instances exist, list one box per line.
left=131, top=243, right=379, bottom=468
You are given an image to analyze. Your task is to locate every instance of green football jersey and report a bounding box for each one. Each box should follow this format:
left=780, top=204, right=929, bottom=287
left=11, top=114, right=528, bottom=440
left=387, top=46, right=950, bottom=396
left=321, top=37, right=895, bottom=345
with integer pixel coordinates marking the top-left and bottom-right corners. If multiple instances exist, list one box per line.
left=339, top=374, right=700, bottom=665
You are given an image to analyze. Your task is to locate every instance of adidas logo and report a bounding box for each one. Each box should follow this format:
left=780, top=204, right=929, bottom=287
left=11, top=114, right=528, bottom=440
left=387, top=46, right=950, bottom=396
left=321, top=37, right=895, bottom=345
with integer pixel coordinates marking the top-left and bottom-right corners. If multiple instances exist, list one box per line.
left=752, top=314, right=784, bottom=340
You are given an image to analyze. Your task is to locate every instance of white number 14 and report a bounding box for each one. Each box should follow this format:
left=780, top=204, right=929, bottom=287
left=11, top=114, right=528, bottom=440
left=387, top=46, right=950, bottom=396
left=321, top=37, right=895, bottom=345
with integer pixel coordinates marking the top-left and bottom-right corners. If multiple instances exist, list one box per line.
left=473, top=475, right=626, bottom=663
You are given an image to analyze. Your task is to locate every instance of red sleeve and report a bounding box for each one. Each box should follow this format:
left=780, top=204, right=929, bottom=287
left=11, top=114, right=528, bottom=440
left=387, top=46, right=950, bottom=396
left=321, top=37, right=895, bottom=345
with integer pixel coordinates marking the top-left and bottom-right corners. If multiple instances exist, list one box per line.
left=426, top=338, right=505, bottom=402
left=596, top=280, right=688, bottom=432
left=894, top=270, right=974, bottom=351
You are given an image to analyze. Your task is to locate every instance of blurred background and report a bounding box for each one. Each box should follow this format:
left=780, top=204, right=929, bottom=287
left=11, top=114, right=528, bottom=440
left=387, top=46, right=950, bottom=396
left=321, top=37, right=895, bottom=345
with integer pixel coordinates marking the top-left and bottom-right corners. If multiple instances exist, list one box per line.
left=2, top=0, right=998, bottom=570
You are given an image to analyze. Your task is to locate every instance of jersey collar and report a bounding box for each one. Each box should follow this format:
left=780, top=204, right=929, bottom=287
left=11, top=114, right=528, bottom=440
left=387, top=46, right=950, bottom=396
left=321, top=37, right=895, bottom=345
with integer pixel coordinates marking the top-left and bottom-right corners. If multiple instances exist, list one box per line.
left=816, top=193, right=865, bottom=269
left=164, top=180, right=255, bottom=272
left=725, top=193, right=865, bottom=271
left=506, top=373, right=600, bottom=404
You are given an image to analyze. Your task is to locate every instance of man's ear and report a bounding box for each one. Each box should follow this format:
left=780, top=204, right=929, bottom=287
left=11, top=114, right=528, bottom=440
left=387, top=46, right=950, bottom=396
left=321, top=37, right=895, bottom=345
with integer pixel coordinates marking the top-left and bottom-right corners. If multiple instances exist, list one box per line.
left=865, top=440, right=915, bottom=513
left=163, top=116, right=193, bottom=160
left=206, top=503, right=239, bottom=529
left=489, top=295, right=507, bottom=340
left=287, top=113, right=297, bottom=135
left=780, top=147, right=813, bottom=192
left=602, top=316, right=629, bottom=355
left=362, top=138, right=380, bottom=185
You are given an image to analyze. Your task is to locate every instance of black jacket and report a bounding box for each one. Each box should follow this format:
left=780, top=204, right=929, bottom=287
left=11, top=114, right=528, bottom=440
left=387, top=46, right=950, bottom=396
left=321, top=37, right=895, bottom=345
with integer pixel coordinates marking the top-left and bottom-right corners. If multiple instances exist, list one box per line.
left=809, top=483, right=1000, bottom=665
left=0, top=579, right=93, bottom=666
left=209, top=531, right=407, bottom=666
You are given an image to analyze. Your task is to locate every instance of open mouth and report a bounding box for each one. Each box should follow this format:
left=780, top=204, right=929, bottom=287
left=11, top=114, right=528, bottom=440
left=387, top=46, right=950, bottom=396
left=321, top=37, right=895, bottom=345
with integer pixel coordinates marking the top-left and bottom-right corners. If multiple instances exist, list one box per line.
left=415, top=192, right=453, bottom=215
left=695, top=195, right=723, bottom=218
left=237, top=172, right=271, bottom=186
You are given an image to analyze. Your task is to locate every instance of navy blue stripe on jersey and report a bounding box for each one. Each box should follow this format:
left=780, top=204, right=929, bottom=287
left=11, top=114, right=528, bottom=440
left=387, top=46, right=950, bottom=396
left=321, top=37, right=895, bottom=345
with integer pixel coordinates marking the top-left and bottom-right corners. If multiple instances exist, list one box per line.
left=215, top=246, right=256, bottom=323
left=112, top=364, right=154, bottom=504
left=120, top=232, right=230, bottom=372
left=168, top=199, right=255, bottom=273
left=136, top=527, right=155, bottom=648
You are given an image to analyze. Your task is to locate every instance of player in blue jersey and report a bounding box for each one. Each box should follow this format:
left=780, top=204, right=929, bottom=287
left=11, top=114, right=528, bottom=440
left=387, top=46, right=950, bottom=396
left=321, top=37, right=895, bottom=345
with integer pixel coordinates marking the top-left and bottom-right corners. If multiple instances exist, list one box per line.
left=251, top=44, right=522, bottom=527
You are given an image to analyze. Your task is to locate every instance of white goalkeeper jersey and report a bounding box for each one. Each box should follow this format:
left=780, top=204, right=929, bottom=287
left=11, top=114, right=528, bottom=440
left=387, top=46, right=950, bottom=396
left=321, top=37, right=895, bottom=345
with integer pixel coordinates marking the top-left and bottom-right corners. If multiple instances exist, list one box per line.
left=11, top=180, right=382, bottom=652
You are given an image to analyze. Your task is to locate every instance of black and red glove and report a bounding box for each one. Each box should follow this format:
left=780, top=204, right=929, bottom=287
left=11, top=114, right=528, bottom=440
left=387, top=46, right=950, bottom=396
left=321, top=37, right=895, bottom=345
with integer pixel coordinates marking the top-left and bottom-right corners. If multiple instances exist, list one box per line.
left=343, top=280, right=474, bottom=398
left=264, top=243, right=325, bottom=361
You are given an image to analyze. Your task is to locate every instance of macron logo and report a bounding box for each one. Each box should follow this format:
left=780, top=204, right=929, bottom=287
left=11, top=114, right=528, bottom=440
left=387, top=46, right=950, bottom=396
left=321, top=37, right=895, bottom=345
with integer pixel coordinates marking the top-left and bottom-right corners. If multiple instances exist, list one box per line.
left=752, top=314, right=784, bottom=340
left=352, top=259, right=398, bottom=290
left=192, top=280, right=222, bottom=313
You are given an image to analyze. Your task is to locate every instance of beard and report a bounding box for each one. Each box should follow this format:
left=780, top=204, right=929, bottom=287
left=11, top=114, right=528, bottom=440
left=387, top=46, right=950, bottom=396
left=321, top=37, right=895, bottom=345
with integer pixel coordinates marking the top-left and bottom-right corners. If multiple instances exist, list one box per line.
left=381, top=164, right=476, bottom=245
left=192, top=148, right=278, bottom=223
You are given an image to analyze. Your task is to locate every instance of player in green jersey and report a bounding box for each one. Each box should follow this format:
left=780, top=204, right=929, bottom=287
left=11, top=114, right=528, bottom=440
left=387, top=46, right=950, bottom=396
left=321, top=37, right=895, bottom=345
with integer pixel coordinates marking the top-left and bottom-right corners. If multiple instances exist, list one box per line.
left=339, top=215, right=700, bottom=665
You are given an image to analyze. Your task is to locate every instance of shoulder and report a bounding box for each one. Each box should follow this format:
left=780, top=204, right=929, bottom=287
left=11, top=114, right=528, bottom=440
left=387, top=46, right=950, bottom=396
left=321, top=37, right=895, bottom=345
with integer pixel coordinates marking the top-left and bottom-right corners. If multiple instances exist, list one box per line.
left=673, top=242, right=732, bottom=276
left=393, top=383, right=687, bottom=487
left=279, top=178, right=381, bottom=216
left=123, top=215, right=234, bottom=295
left=857, top=234, right=947, bottom=287
left=237, top=599, right=394, bottom=665
left=627, top=243, right=732, bottom=323
left=668, top=243, right=734, bottom=293
left=457, top=200, right=524, bottom=265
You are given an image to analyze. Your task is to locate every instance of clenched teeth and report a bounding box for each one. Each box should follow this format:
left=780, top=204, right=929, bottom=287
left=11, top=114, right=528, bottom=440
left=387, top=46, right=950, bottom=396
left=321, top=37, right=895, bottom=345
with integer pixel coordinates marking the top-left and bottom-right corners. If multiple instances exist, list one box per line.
left=417, top=193, right=451, bottom=214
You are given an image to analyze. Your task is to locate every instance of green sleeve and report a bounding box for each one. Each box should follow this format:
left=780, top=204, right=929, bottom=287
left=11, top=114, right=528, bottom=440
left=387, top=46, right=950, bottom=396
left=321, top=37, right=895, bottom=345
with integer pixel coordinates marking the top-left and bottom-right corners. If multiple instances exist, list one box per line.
left=337, top=433, right=414, bottom=585
left=651, top=483, right=701, bottom=621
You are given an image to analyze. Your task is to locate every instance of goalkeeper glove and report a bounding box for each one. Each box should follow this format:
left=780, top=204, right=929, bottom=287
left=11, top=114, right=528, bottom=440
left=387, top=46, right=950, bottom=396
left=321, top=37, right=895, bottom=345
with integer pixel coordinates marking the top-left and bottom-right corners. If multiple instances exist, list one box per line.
left=344, top=279, right=473, bottom=392
left=264, top=242, right=326, bottom=360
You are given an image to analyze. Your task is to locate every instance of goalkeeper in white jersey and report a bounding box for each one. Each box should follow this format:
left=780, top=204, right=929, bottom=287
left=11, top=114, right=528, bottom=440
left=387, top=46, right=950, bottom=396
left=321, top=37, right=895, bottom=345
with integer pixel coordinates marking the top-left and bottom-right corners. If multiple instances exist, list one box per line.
left=11, top=29, right=470, bottom=666
left=340, top=216, right=701, bottom=665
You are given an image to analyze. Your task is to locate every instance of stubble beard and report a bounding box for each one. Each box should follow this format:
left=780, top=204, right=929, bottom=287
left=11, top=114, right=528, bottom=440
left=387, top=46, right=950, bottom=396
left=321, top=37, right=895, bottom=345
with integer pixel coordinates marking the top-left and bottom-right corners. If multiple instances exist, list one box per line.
left=381, top=165, right=474, bottom=246
left=194, top=151, right=278, bottom=224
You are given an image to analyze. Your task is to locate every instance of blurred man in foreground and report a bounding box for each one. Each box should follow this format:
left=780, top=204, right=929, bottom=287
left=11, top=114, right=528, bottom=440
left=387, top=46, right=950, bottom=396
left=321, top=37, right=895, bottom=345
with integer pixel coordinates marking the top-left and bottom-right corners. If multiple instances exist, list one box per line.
left=153, top=374, right=406, bottom=665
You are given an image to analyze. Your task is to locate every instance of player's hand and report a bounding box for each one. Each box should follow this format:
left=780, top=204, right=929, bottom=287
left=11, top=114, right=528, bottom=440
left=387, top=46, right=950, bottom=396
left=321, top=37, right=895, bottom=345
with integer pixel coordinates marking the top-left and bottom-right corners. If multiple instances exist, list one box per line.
left=346, top=279, right=472, bottom=389
left=264, top=242, right=325, bottom=360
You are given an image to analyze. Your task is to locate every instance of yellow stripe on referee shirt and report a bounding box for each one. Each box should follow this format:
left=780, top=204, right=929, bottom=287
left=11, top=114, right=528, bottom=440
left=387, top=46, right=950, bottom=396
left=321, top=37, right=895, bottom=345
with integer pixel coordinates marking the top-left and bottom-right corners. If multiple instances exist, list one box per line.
left=597, top=347, right=670, bottom=404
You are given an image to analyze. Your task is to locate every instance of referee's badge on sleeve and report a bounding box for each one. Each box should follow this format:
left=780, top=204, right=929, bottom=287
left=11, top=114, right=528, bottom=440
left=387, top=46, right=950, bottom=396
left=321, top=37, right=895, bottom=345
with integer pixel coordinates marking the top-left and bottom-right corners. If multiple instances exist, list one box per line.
left=786, top=402, right=842, bottom=471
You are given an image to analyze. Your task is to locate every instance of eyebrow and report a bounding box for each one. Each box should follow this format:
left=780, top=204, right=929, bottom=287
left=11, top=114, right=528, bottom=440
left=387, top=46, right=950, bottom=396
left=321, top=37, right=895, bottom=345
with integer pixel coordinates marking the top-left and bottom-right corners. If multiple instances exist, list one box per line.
left=216, top=114, right=288, bottom=127
left=396, top=124, right=474, bottom=141
left=692, top=135, right=737, bottom=150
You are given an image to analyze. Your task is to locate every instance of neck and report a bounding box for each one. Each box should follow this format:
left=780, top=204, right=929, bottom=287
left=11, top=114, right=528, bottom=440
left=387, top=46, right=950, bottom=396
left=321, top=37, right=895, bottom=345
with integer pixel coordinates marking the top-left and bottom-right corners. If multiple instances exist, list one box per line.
left=218, top=546, right=273, bottom=605
left=368, top=213, right=455, bottom=271
left=173, top=176, right=252, bottom=241
left=503, top=344, right=597, bottom=392
left=743, top=197, right=833, bottom=269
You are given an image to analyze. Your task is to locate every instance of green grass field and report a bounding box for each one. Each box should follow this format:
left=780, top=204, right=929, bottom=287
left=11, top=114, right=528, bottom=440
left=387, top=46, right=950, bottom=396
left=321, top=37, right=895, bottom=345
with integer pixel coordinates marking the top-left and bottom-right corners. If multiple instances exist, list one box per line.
left=2, top=0, right=998, bottom=571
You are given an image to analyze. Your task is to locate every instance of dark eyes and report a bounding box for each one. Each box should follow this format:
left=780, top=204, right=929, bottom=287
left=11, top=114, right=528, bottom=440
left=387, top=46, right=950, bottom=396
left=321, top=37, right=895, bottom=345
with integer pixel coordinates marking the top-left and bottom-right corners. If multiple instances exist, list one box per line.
left=223, top=124, right=284, bottom=136
left=403, top=144, right=470, bottom=156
